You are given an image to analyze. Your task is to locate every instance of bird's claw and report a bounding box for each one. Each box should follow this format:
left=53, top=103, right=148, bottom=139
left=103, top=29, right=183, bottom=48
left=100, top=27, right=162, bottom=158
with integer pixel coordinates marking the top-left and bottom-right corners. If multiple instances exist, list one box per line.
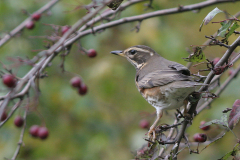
left=147, top=127, right=156, bottom=141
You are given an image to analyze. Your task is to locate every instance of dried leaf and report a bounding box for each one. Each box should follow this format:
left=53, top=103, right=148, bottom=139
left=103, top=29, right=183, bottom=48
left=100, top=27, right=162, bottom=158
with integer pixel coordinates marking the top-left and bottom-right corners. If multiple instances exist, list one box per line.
left=200, top=7, right=223, bottom=31
left=228, top=99, right=240, bottom=130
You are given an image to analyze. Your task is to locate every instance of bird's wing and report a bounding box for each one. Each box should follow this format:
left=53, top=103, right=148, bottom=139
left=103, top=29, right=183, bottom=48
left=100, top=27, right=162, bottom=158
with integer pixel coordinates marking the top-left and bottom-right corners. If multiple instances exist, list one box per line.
left=137, top=70, right=193, bottom=89
left=168, top=63, right=190, bottom=76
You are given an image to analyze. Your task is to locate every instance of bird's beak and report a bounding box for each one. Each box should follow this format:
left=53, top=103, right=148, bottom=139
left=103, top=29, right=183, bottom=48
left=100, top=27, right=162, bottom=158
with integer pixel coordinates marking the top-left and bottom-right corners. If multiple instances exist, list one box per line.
left=110, top=50, right=125, bottom=57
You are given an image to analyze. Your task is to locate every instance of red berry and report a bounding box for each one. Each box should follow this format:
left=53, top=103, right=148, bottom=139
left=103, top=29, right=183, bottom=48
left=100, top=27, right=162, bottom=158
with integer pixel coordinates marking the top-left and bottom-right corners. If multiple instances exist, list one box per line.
left=87, top=49, right=97, bottom=58
left=139, top=119, right=149, bottom=129
left=228, top=69, right=236, bottom=76
left=213, top=67, right=224, bottom=75
left=29, top=125, right=40, bottom=137
left=200, top=121, right=210, bottom=131
left=213, top=57, right=220, bottom=65
left=25, top=21, right=35, bottom=29
left=193, top=133, right=207, bottom=142
left=38, top=127, right=49, bottom=140
left=70, top=77, right=82, bottom=88
left=1, top=111, right=7, bottom=121
left=2, top=74, right=17, bottom=88
left=61, top=25, right=71, bottom=35
left=31, top=13, right=41, bottom=21
left=78, top=83, right=88, bottom=95
left=14, top=116, right=24, bottom=127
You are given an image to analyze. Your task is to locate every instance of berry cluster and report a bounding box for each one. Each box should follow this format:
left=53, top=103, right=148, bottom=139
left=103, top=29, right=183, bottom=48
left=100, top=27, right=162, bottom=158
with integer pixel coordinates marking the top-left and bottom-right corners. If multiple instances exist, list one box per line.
left=193, top=121, right=211, bottom=143
left=25, top=13, right=42, bottom=30
left=70, top=77, right=88, bottom=95
left=29, top=125, right=49, bottom=140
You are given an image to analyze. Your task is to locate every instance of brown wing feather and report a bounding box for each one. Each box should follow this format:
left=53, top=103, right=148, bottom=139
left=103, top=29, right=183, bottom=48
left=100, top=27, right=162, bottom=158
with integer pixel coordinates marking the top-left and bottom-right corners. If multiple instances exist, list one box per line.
left=137, top=70, right=193, bottom=89
left=168, top=63, right=190, bottom=76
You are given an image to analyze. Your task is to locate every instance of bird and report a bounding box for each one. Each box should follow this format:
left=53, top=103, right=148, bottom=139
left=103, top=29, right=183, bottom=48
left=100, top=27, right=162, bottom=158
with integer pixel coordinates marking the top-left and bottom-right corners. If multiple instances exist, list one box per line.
left=111, top=45, right=205, bottom=140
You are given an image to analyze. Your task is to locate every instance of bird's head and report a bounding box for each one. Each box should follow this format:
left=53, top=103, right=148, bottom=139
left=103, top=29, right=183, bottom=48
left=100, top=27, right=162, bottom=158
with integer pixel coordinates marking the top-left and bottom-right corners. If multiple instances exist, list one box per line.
left=111, top=45, right=159, bottom=70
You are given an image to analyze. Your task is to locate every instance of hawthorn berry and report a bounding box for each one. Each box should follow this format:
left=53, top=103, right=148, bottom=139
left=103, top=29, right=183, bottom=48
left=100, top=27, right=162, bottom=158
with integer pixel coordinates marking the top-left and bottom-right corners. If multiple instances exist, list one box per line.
left=200, top=121, right=210, bottom=131
left=213, top=67, right=224, bottom=75
left=70, top=77, right=82, bottom=88
left=38, top=127, right=49, bottom=140
left=78, top=83, right=88, bottom=95
left=193, top=133, right=207, bottom=142
left=31, top=13, right=41, bottom=21
left=25, top=21, right=35, bottom=29
left=29, top=125, right=40, bottom=137
left=213, top=57, right=220, bottom=65
left=0, top=111, right=7, bottom=121
left=228, top=69, right=236, bottom=77
left=139, top=119, right=149, bottom=129
left=2, top=74, right=16, bottom=88
left=14, top=116, right=24, bottom=127
left=87, top=49, right=97, bottom=58
left=61, top=25, right=71, bottom=35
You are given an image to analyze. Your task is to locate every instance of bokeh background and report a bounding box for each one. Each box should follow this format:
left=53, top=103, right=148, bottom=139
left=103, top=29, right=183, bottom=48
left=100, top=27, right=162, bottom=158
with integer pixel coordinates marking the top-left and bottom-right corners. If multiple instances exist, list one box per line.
left=1, top=0, right=240, bottom=159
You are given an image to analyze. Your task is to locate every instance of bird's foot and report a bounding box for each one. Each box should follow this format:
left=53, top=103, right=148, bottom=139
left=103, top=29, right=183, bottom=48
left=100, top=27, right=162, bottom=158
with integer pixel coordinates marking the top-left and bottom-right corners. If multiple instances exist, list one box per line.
left=147, top=127, right=156, bottom=141
left=183, top=112, right=191, bottom=119
left=176, top=109, right=192, bottom=119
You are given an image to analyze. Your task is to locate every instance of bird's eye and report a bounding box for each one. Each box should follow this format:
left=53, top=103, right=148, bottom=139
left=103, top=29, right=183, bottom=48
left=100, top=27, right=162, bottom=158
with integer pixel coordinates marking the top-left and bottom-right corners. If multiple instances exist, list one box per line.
left=129, top=49, right=137, bottom=55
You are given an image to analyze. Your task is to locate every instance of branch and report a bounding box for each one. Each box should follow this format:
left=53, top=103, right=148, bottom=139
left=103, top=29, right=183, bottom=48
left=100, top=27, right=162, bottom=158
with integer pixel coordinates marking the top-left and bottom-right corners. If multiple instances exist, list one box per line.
left=0, top=99, right=23, bottom=128
left=60, top=0, right=240, bottom=51
left=197, top=63, right=240, bottom=113
left=171, top=34, right=240, bottom=158
left=0, top=0, right=113, bottom=127
left=0, top=0, right=60, bottom=48
left=11, top=105, right=28, bottom=160
left=46, top=0, right=113, bottom=55
left=78, top=0, right=147, bottom=32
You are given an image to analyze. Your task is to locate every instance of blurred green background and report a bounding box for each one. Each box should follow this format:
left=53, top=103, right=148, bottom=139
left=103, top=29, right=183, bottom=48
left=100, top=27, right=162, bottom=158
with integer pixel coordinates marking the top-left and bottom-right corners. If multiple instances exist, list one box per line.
left=1, top=0, right=240, bottom=159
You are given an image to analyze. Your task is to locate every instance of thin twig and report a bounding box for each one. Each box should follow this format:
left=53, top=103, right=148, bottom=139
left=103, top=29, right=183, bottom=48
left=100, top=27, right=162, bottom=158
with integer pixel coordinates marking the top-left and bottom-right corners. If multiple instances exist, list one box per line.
left=11, top=103, right=28, bottom=160
left=197, top=63, right=240, bottom=112
left=0, top=99, right=23, bottom=128
left=0, top=0, right=60, bottom=48
left=60, top=0, right=240, bottom=53
left=171, top=35, right=240, bottom=158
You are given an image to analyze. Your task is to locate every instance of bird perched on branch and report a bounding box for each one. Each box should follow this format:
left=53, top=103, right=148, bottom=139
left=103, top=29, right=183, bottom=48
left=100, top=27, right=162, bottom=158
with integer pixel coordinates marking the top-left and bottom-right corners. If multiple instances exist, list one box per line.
left=111, top=45, right=205, bottom=140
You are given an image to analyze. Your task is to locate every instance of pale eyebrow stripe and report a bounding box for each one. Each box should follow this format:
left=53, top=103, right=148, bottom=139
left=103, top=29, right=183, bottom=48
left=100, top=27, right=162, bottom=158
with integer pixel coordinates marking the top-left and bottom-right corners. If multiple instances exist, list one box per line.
left=125, top=47, right=154, bottom=55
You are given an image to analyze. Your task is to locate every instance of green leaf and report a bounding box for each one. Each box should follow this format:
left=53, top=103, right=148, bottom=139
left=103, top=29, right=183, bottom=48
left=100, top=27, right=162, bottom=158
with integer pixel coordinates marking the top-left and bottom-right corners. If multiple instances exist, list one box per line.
left=200, top=7, right=223, bottom=31
left=217, top=20, right=233, bottom=38
left=225, top=22, right=240, bottom=40
left=183, top=47, right=206, bottom=62
left=107, top=0, right=124, bottom=10
left=200, top=114, right=229, bottom=130
left=219, top=143, right=240, bottom=160
left=200, top=133, right=226, bottom=153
